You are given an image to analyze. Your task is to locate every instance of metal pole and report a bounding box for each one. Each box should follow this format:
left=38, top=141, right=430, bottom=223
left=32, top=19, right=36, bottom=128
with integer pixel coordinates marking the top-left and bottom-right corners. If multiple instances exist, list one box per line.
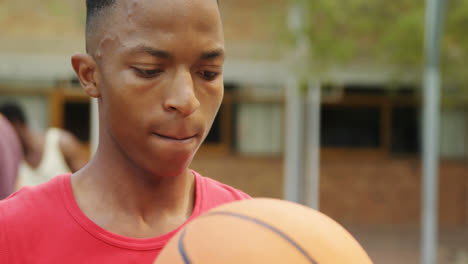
left=422, top=0, right=445, bottom=263
left=284, top=3, right=306, bottom=203
left=284, top=76, right=304, bottom=203
left=305, top=80, right=321, bottom=210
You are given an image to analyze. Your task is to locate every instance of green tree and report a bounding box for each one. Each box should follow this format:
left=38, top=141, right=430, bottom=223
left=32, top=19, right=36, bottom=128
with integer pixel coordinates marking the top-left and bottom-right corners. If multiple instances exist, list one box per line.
left=292, top=0, right=468, bottom=98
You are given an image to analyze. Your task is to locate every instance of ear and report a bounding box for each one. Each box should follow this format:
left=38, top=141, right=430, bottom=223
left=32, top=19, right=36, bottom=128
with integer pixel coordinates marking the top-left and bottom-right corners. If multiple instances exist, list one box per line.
left=71, top=53, right=101, bottom=98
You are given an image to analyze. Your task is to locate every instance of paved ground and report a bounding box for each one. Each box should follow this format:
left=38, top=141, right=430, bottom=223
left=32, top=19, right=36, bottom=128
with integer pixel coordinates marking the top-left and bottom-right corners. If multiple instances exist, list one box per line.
left=347, top=225, right=468, bottom=264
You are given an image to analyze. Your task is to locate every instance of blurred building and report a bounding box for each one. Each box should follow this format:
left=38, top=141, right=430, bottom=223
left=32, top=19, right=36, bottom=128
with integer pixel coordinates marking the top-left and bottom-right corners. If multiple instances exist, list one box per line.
left=1, top=0, right=467, bottom=228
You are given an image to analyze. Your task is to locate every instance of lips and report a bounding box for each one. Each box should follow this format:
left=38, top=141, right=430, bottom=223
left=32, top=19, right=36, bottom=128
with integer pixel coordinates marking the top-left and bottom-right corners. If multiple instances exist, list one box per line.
left=152, top=132, right=197, bottom=141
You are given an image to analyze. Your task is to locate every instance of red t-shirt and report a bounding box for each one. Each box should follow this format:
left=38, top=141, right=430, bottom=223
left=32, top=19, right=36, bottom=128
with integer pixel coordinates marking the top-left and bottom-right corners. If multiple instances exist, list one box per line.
left=0, top=170, right=250, bottom=263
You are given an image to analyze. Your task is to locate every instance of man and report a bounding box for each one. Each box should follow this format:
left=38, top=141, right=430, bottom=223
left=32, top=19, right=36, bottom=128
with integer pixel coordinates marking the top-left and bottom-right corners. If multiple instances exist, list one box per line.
left=0, top=114, right=22, bottom=199
left=0, top=0, right=249, bottom=263
left=0, top=102, right=89, bottom=188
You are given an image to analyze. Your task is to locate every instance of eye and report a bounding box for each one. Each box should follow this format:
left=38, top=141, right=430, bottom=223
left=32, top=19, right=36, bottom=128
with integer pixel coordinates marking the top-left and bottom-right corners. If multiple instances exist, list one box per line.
left=131, top=67, right=163, bottom=79
left=199, top=71, right=220, bottom=81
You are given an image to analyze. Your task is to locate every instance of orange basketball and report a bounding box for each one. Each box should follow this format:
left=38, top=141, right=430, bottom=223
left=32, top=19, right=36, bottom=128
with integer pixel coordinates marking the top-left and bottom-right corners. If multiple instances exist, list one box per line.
left=154, top=198, right=373, bottom=264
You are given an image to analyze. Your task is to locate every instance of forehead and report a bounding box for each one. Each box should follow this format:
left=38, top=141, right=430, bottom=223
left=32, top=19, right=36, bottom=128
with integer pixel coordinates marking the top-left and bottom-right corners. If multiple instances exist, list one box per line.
left=92, top=0, right=223, bottom=57
left=107, top=0, right=222, bottom=40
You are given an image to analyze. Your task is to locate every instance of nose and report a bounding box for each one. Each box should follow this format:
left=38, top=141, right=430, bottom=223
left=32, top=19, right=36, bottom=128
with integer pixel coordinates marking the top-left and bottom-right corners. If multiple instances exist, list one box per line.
left=164, top=67, right=200, bottom=116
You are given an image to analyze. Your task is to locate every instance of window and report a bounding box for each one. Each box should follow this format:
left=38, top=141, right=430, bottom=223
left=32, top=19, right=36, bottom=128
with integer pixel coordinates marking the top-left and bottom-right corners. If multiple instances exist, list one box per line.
left=321, top=106, right=381, bottom=148
left=320, top=84, right=420, bottom=155
left=391, top=106, right=420, bottom=154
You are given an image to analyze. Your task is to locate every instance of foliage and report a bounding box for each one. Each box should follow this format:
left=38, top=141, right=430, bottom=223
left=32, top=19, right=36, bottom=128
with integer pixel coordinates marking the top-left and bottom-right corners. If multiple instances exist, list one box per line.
left=292, top=0, right=468, bottom=94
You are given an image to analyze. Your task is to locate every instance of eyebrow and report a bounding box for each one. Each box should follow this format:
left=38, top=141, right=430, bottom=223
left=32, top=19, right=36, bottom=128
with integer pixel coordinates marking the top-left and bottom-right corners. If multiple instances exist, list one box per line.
left=200, top=49, right=225, bottom=60
left=128, top=45, right=172, bottom=59
left=127, top=45, right=224, bottom=60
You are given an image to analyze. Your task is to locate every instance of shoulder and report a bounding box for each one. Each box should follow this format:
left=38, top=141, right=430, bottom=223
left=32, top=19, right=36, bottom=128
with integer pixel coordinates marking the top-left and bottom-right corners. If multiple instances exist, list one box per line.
left=193, top=170, right=251, bottom=208
left=0, top=174, right=67, bottom=231
left=56, top=128, right=80, bottom=149
left=0, top=175, right=68, bottom=262
left=0, top=187, right=36, bottom=225
left=0, top=174, right=66, bottom=217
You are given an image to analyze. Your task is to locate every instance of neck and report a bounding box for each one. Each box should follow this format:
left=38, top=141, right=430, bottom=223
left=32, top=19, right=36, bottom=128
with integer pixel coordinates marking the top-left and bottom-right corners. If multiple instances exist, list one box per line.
left=77, top=154, right=195, bottom=215
left=71, top=130, right=196, bottom=237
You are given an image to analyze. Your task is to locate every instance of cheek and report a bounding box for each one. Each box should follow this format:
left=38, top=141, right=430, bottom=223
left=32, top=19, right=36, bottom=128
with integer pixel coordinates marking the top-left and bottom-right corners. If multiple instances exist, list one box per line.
left=199, top=81, right=223, bottom=109
left=99, top=63, right=153, bottom=109
left=200, top=77, right=224, bottom=102
left=99, top=78, right=142, bottom=134
left=198, top=82, right=224, bottom=130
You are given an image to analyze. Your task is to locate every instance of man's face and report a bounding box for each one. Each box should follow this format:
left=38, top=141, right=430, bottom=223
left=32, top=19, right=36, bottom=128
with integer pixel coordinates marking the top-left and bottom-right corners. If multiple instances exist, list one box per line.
left=94, top=0, right=224, bottom=177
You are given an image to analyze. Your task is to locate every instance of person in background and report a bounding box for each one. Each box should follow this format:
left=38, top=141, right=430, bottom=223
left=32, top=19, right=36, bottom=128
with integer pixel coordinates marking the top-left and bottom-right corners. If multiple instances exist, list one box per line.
left=0, top=102, right=89, bottom=187
left=0, top=113, right=22, bottom=199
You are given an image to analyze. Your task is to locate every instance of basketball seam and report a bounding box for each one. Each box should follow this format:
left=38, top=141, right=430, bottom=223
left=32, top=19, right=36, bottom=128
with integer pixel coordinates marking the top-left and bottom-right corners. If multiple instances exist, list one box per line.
left=178, top=229, right=192, bottom=264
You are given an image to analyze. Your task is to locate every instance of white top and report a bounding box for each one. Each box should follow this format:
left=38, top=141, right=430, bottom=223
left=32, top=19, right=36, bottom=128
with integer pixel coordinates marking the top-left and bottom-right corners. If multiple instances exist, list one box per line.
left=18, top=128, right=71, bottom=187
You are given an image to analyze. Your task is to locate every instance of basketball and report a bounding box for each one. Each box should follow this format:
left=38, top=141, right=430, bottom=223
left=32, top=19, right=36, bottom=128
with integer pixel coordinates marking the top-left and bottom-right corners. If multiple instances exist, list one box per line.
left=154, top=198, right=373, bottom=264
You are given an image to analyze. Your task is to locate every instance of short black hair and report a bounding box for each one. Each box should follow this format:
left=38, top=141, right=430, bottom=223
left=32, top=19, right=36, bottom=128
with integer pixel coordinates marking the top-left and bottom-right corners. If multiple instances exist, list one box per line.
left=0, top=102, right=27, bottom=125
left=86, top=0, right=116, bottom=36
left=85, top=0, right=219, bottom=35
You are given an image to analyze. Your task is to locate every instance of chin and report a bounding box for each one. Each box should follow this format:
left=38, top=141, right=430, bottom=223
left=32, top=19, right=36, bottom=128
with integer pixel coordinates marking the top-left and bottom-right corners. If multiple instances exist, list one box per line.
left=149, top=156, right=194, bottom=178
